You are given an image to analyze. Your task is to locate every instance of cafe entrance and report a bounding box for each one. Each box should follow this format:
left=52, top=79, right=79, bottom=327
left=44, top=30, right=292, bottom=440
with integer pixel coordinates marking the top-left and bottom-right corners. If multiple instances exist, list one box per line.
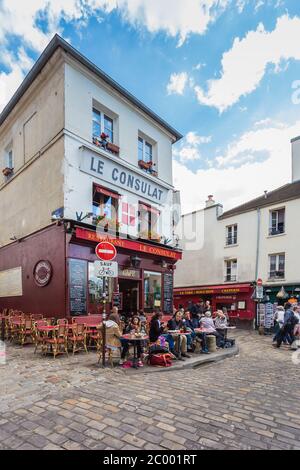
left=118, top=279, right=140, bottom=315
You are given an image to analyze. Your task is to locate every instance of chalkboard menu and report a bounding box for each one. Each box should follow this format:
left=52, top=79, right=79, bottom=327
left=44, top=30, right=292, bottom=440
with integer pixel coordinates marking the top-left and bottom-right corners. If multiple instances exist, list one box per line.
left=163, top=273, right=173, bottom=314
left=69, top=259, right=87, bottom=316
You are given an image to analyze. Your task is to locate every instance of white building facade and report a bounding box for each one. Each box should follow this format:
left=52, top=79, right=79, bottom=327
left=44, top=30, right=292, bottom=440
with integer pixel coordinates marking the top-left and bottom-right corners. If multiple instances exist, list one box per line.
left=174, top=138, right=300, bottom=325
left=0, top=35, right=182, bottom=318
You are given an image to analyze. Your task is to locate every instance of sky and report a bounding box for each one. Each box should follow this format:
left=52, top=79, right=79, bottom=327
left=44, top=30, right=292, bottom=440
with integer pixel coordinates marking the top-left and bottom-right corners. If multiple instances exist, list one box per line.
left=1, top=0, right=300, bottom=214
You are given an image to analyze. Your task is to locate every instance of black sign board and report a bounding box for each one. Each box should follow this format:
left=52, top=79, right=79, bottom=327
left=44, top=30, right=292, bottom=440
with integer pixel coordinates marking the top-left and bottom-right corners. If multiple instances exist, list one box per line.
left=163, top=272, right=173, bottom=314
left=69, top=258, right=87, bottom=316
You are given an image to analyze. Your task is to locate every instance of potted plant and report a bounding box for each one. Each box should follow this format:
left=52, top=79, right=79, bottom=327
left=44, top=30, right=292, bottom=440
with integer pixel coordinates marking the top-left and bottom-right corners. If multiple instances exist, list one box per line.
left=2, top=167, right=13, bottom=177
left=138, top=160, right=152, bottom=170
left=106, top=142, right=120, bottom=155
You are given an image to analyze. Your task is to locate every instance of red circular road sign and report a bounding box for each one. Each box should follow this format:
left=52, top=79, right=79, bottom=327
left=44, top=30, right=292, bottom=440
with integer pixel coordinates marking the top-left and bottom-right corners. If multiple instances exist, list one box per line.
left=257, top=278, right=263, bottom=286
left=96, top=242, right=117, bottom=261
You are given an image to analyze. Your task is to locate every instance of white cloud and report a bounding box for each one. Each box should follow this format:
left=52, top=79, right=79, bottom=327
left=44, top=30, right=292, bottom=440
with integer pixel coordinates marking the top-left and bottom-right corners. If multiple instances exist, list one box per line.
left=174, top=131, right=211, bottom=163
left=174, top=119, right=300, bottom=214
left=194, top=15, right=300, bottom=112
left=167, top=72, right=188, bottom=95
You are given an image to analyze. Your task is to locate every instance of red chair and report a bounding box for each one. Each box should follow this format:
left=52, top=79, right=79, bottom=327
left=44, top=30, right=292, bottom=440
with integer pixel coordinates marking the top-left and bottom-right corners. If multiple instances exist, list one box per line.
left=68, top=323, right=88, bottom=355
left=43, top=324, right=68, bottom=358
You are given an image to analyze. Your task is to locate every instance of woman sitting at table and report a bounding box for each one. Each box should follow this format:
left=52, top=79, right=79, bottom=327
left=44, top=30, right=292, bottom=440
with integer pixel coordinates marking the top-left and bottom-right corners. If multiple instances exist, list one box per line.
left=183, top=311, right=209, bottom=354
left=167, top=311, right=191, bottom=359
left=149, top=312, right=176, bottom=356
left=199, top=311, right=223, bottom=347
left=120, top=316, right=143, bottom=366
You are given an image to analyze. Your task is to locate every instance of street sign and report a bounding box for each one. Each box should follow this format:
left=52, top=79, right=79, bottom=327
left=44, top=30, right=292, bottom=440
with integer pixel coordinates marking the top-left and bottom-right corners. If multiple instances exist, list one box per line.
left=95, top=241, right=117, bottom=261
left=94, top=261, right=118, bottom=278
left=256, top=286, right=264, bottom=299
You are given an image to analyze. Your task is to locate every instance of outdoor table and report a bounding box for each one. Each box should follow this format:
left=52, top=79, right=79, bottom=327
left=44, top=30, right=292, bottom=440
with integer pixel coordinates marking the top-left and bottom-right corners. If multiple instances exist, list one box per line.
left=216, top=326, right=236, bottom=341
left=121, top=334, right=149, bottom=368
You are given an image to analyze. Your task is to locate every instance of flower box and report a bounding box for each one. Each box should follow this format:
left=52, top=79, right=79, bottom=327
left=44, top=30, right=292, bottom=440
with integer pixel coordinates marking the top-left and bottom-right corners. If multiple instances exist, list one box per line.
left=138, top=159, right=152, bottom=170
left=106, top=142, right=120, bottom=155
left=2, top=167, right=13, bottom=177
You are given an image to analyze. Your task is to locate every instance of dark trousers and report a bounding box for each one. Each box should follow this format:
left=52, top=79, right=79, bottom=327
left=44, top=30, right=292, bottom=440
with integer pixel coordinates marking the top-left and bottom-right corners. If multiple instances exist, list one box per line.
left=276, top=324, right=294, bottom=348
left=121, top=340, right=142, bottom=359
left=195, top=332, right=208, bottom=351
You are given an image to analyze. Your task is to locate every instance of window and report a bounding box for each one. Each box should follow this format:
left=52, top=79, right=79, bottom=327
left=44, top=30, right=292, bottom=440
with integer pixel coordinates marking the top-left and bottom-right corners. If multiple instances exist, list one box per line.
left=224, top=259, right=237, bottom=282
left=144, top=271, right=162, bottom=312
left=269, top=208, right=285, bottom=235
left=269, top=254, right=285, bottom=279
left=138, top=136, right=153, bottom=163
left=93, top=185, right=120, bottom=231
left=92, top=107, right=114, bottom=142
left=138, top=202, right=160, bottom=240
left=226, top=224, right=237, bottom=245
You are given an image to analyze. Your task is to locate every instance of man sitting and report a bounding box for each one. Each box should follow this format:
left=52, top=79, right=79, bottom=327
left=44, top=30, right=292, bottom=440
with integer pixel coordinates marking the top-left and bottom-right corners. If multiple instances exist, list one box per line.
left=167, top=311, right=191, bottom=360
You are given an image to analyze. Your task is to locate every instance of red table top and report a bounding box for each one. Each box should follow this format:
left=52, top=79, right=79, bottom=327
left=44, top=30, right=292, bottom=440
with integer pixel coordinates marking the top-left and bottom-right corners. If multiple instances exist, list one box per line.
left=167, top=330, right=191, bottom=335
left=37, top=325, right=58, bottom=332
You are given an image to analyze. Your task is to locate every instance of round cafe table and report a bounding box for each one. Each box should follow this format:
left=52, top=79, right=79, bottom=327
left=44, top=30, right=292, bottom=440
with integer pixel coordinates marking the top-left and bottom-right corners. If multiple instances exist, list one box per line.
left=121, top=334, right=149, bottom=368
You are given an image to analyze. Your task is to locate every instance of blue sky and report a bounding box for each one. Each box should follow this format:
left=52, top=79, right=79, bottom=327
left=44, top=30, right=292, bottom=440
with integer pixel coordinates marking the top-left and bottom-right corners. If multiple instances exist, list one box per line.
left=1, top=0, right=300, bottom=212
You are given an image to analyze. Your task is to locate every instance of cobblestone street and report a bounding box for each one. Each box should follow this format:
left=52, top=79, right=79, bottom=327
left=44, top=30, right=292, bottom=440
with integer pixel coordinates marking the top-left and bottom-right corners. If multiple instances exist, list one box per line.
left=1, top=330, right=300, bottom=450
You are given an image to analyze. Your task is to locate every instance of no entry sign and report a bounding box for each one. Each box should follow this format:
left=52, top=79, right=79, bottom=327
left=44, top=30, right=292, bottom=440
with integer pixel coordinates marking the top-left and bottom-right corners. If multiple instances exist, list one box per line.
left=96, top=241, right=117, bottom=261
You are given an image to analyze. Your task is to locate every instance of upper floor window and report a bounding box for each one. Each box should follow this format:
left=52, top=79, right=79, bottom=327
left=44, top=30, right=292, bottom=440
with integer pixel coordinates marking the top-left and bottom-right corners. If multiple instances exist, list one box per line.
left=269, top=253, right=285, bottom=279
left=269, top=208, right=285, bottom=236
left=2, top=143, right=14, bottom=179
left=92, top=108, right=114, bottom=142
left=138, top=202, right=161, bottom=242
left=226, top=224, right=237, bottom=246
left=92, top=184, right=120, bottom=232
left=138, top=137, right=152, bottom=163
left=224, top=259, right=237, bottom=282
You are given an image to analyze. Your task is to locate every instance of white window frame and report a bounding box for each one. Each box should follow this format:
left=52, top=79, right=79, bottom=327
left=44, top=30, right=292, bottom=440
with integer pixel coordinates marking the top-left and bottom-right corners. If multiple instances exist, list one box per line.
left=269, top=208, right=285, bottom=236
left=138, top=136, right=153, bottom=163
left=4, top=143, right=13, bottom=169
left=224, top=259, right=238, bottom=282
left=92, top=107, right=114, bottom=143
left=269, top=253, right=285, bottom=279
left=226, top=224, right=238, bottom=246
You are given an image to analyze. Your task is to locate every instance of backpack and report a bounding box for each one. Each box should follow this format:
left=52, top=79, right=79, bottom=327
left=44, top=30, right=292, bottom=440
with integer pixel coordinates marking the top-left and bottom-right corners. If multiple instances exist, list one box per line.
left=149, top=353, right=172, bottom=367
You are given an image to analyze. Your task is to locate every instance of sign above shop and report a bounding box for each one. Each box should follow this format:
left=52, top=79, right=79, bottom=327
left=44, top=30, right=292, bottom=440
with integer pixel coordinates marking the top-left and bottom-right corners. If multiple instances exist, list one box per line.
left=76, top=227, right=182, bottom=260
left=94, top=261, right=118, bottom=278
left=96, top=241, right=117, bottom=261
left=79, top=146, right=168, bottom=204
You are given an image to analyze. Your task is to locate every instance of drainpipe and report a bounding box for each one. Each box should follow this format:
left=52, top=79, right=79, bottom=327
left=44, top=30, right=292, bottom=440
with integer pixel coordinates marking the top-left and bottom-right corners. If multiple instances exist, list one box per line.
left=254, top=208, right=261, bottom=330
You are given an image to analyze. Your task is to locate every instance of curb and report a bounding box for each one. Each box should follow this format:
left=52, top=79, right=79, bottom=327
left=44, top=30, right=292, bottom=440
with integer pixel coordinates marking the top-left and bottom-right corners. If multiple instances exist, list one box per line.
left=122, top=343, right=239, bottom=375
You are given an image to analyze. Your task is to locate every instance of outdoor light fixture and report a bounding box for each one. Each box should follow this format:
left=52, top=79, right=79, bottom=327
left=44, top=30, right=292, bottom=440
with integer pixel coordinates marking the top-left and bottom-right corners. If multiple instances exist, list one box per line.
left=76, top=211, right=94, bottom=222
left=130, top=255, right=141, bottom=268
left=9, top=236, right=18, bottom=241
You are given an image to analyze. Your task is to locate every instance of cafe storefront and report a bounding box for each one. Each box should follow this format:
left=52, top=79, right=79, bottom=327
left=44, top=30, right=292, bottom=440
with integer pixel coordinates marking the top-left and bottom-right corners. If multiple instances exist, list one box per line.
left=68, top=226, right=181, bottom=317
left=174, top=283, right=256, bottom=326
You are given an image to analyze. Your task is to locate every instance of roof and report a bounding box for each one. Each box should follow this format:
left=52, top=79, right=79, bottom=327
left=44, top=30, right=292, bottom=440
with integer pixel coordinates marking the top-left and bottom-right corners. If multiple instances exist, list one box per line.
left=0, top=34, right=182, bottom=142
left=219, top=180, right=300, bottom=219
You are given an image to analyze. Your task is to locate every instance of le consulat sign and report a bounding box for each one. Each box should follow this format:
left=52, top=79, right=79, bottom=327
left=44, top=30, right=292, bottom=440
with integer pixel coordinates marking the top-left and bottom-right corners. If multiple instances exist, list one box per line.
left=79, top=146, right=168, bottom=204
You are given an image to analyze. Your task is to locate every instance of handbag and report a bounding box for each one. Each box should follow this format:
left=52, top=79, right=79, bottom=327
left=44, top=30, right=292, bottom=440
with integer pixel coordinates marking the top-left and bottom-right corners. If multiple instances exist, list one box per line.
left=149, top=353, right=172, bottom=367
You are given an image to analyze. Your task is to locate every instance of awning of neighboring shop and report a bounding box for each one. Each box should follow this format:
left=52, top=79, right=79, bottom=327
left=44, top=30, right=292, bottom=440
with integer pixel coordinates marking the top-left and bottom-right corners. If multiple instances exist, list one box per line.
left=174, top=283, right=253, bottom=296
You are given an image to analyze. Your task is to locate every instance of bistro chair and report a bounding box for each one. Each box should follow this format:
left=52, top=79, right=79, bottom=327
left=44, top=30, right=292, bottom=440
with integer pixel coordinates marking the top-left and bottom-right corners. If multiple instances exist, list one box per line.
left=43, top=324, right=68, bottom=358
left=97, top=326, right=118, bottom=367
left=33, top=320, right=48, bottom=354
left=19, top=317, right=34, bottom=346
left=68, top=323, right=88, bottom=355
left=57, top=318, right=68, bottom=326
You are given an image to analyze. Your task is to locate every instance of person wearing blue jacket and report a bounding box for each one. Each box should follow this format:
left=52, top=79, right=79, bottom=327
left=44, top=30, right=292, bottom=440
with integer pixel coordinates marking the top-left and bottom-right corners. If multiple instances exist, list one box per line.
left=275, top=303, right=299, bottom=348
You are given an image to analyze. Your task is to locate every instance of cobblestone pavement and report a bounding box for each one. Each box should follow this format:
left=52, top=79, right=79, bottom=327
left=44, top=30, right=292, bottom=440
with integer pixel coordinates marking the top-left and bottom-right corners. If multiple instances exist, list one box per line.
left=1, top=330, right=300, bottom=450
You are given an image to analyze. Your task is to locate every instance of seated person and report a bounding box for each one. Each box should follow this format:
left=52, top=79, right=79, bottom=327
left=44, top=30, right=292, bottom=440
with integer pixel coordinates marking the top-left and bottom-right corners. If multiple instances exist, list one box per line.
left=199, top=311, right=223, bottom=347
left=120, top=316, right=143, bottom=366
left=167, top=311, right=191, bottom=359
left=214, top=310, right=229, bottom=341
left=149, top=312, right=176, bottom=357
left=101, top=313, right=122, bottom=360
left=183, top=310, right=209, bottom=354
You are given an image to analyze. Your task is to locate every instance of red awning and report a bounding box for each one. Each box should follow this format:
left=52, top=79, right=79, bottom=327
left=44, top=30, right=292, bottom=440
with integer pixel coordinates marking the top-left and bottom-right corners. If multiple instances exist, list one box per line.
left=139, top=203, right=160, bottom=215
left=93, top=184, right=121, bottom=199
left=174, top=283, right=252, bottom=295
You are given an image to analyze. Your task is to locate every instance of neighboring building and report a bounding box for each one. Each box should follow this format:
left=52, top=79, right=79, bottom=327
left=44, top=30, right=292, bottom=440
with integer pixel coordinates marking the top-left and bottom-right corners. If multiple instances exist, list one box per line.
left=174, top=138, right=300, bottom=326
left=0, top=35, right=182, bottom=317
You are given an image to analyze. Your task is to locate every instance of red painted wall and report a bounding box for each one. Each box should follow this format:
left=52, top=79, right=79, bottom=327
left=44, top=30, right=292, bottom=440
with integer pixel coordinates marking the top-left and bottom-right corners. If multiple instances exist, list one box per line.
left=0, top=224, right=66, bottom=317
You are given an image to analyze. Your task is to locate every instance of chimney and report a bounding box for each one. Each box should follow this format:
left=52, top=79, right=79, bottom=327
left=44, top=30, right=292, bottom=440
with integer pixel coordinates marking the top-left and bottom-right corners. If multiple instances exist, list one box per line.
left=291, top=136, right=300, bottom=182
left=205, top=195, right=215, bottom=208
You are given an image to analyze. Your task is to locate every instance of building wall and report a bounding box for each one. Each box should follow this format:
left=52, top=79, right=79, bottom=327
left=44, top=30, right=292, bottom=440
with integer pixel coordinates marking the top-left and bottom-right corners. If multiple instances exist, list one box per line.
left=0, top=53, right=65, bottom=246
left=175, top=196, right=300, bottom=290
left=63, top=60, right=175, bottom=241
left=0, top=224, right=66, bottom=316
